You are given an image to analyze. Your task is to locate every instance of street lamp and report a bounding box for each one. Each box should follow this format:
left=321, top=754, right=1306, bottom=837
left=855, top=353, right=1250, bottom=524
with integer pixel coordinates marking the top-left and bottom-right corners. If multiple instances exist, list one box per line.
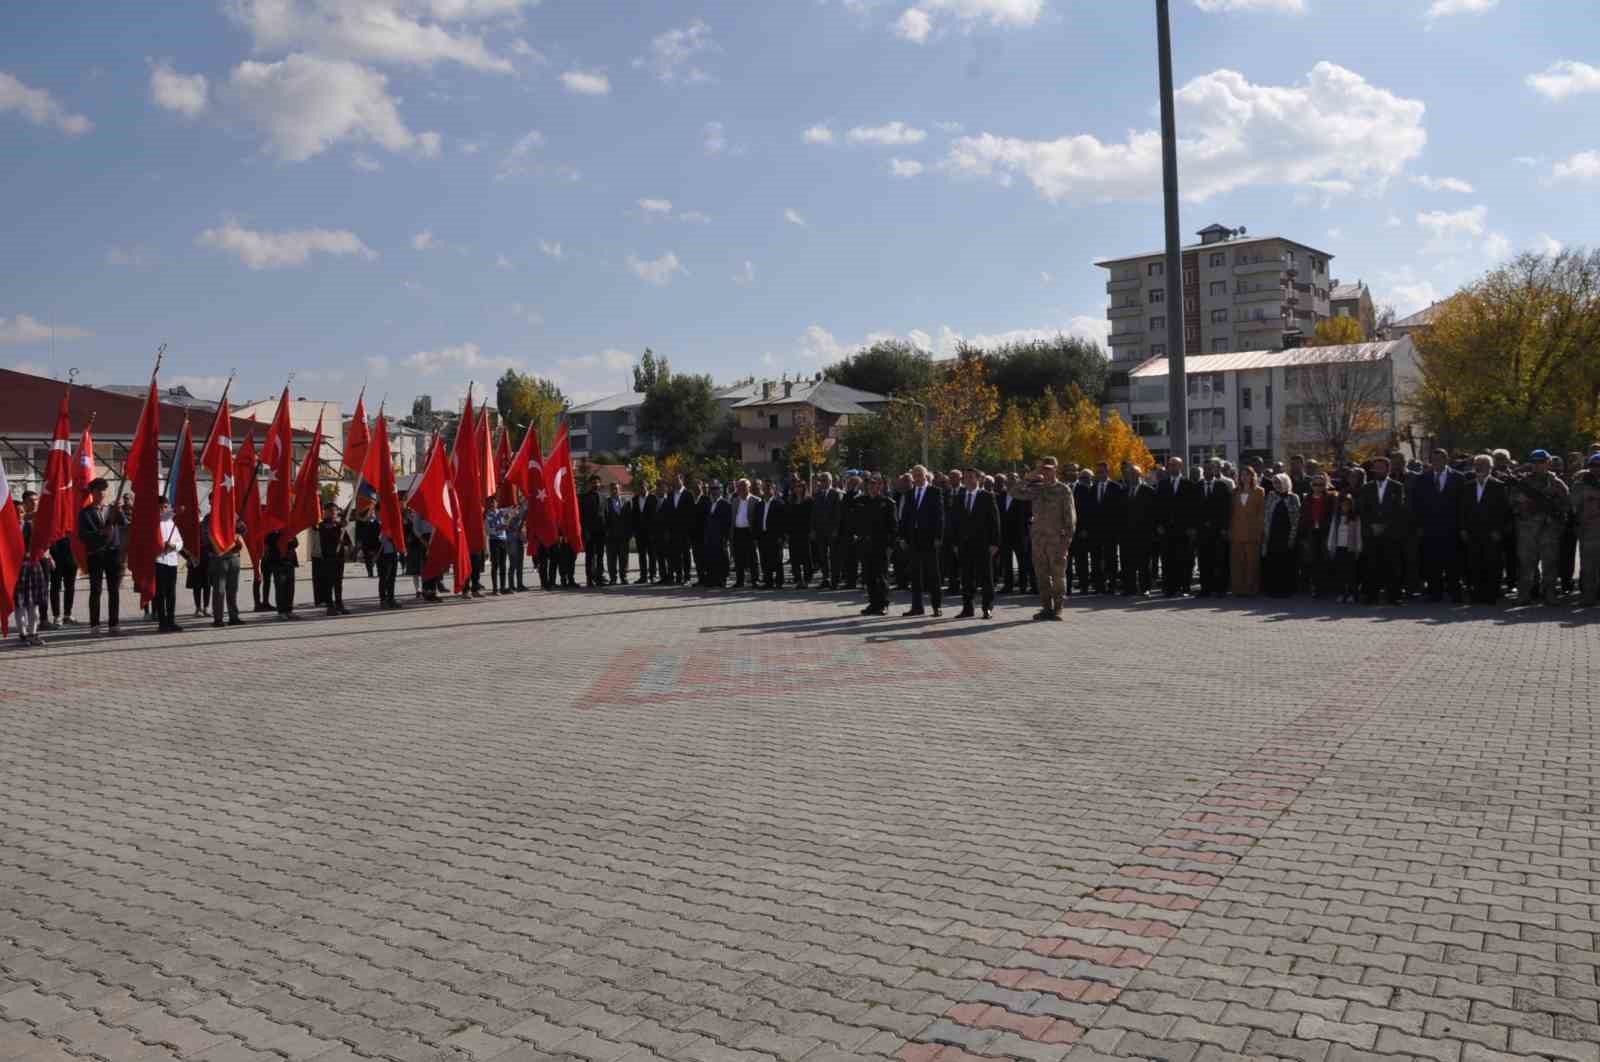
left=887, top=395, right=930, bottom=469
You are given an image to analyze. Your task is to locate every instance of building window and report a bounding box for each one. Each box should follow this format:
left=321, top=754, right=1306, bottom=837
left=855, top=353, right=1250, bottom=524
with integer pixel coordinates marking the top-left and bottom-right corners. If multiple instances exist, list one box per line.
left=1183, top=269, right=1197, bottom=285
left=1109, top=371, right=1130, bottom=388
left=1242, top=386, right=1252, bottom=410
left=1212, top=338, right=1229, bottom=352
left=1187, top=372, right=1226, bottom=400
left=1150, top=315, right=1166, bottom=331
left=1284, top=367, right=1299, bottom=391
left=1132, top=414, right=1169, bottom=437
left=1151, top=344, right=1166, bottom=356
left=768, top=413, right=780, bottom=430
left=1243, top=425, right=1254, bottom=447
left=1190, top=445, right=1226, bottom=466
left=1209, top=281, right=1227, bottom=296
left=1188, top=409, right=1226, bottom=433
left=569, top=413, right=588, bottom=428
left=1266, top=385, right=1273, bottom=408
left=1149, top=289, right=1164, bottom=304
left=1148, top=262, right=1164, bottom=277
left=1210, top=308, right=1228, bottom=324
left=1134, top=380, right=1168, bottom=403
left=1209, top=252, right=1226, bottom=267
left=771, top=447, right=785, bottom=465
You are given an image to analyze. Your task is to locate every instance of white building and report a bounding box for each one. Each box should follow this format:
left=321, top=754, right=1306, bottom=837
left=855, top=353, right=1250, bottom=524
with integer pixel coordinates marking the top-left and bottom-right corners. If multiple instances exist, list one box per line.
left=1104, top=338, right=1420, bottom=466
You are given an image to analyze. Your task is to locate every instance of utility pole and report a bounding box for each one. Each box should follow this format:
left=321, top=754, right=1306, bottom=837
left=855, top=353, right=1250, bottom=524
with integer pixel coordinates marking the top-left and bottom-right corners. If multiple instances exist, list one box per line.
left=1157, top=0, right=1189, bottom=469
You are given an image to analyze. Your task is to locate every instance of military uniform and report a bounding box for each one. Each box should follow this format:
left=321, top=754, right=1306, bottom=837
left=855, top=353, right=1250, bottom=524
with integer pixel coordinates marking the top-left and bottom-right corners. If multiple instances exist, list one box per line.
left=859, top=492, right=898, bottom=614
left=1510, top=467, right=1570, bottom=605
left=1014, top=477, right=1076, bottom=616
left=1569, top=466, right=1600, bottom=607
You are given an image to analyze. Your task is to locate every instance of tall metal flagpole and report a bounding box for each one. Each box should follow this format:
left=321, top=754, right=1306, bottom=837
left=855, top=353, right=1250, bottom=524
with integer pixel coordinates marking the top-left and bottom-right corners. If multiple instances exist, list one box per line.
left=1157, top=0, right=1189, bottom=469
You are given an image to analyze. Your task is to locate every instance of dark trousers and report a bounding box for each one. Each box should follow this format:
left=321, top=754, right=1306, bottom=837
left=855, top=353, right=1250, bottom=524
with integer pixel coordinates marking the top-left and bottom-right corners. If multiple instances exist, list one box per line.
left=317, top=557, right=344, bottom=608
left=837, top=536, right=859, bottom=587
left=1421, top=536, right=1461, bottom=600
left=311, top=556, right=327, bottom=605
left=210, top=552, right=241, bottom=623
left=470, top=551, right=485, bottom=592
left=703, top=540, right=729, bottom=587
left=1465, top=534, right=1501, bottom=603
left=1364, top=536, right=1405, bottom=603
left=559, top=543, right=577, bottom=585
left=1003, top=541, right=1033, bottom=592
left=377, top=552, right=399, bottom=604
left=1091, top=537, right=1119, bottom=594
left=1161, top=535, right=1193, bottom=595
left=154, top=564, right=178, bottom=627
left=788, top=535, right=811, bottom=585
left=815, top=536, right=837, bottom=586
left=255, top=563, right=273, bottom=608
left=275, top=566, right=297, bottom=614
left=676, top=536, right=694, bottom=583
left=49, top=558, right=77, bottom=619
left=960, top=542, right=995, bottom=611
left=863, top=544, right=889, bottom=609
left=1069, top=538, right=1092, bottom=594
left=1195, top=533, right=1226, bottom=595
left=510, top=543, right=526, bottom=589
left=1560, top=523, right=1578, bottom=592
left=636, top=538, right=654, bottom=581
left=909, top=546, right=942, bottom=612
left=1336, top=547, right=1362, bottom=599
left=606, top=539, right=629, bottom=582
left=943, top=540, right=960, bottom=592
left=1120, top=539, right=1150, bottom=594
left=1303, top=538, right=1333, bottom=597
left=731, top=528, right=757, bottom=586
left=760, top=533, right=785, bottom=586
left=87, top=554, right=121, bottom=627
left=490, top=539, right=509, bottom=591
left=583, top=541, right=604, bottom=585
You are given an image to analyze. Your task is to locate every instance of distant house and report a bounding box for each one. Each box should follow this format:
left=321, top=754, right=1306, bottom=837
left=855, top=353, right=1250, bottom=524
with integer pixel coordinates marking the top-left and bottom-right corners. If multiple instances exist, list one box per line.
left=730, top=378, right=888, bottom=471
left=1389, top=299, right=1453, bottom=339
left=562, top=392, right=653, bottom=460
left=1329, top=279, right=1377, bottom=339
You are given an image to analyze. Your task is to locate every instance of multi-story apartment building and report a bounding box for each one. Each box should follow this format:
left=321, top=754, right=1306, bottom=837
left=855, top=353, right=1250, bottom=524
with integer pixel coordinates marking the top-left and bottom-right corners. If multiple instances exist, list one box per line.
left=1098, top=224, right=1337, bottom=403
left=730, top=378, right=887, bottom=472
left=563, top=392, right=654, bottom=460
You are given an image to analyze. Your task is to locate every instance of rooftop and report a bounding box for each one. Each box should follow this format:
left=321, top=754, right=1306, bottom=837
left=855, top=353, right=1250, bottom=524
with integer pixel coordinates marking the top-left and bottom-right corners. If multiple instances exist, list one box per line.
left=1095, top=233, right=1334, bottom=268
left=567, top=391, right=646, bottom=414
left=100, top=383, right=220, bottom=411
left=1128, top=338, right=1414, bottom=378
left=1330, top=282, right=1366, bottom=302
left=0, top=367, right=316, bottom=440
left=1391, top=300, right=1451, bottom=330
left=730, top=379, right=888, bottom=416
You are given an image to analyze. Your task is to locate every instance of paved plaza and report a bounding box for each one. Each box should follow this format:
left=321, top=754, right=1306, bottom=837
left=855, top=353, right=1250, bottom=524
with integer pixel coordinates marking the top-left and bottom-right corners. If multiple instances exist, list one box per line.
left=3, top=575, right=1599, bottom=1062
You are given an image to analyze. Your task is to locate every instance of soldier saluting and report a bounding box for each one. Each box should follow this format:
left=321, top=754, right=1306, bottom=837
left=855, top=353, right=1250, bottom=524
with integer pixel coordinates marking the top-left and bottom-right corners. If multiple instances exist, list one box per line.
left=1012, top=456, right=1076, bottom=621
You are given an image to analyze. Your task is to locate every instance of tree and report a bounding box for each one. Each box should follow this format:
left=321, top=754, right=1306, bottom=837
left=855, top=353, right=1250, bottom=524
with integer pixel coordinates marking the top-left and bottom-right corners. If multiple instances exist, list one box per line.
left=995, top=404, right=1030, bottom=468
left=824, top=339, right=934, bottom=396
left=627, top=454, right=659, bottom=490
left=926, top=353, right=1000, bottom=463
left=1411, top=248, right=1600, bottom=454
left=786, top=418, right=831, bottom=481
left=639, top=374, right=719, bottom=454
left=1285, top=358, right=1395, bottom=464
left=982, top=335, right=1108, bottom=403
left=838, top=405, right=922, bottom=474
left=632, top=348, right=670, bottom=391
left=1374, top=302, right=1398, bottom=337
left=1313, top=316, right=1366, bottom=346
left=495, top=369, right=567, bottom=448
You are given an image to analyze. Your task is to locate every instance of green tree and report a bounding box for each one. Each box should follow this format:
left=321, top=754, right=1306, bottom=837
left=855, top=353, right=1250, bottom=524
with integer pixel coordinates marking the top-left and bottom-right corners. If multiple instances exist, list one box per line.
left=632, top=348, right=671, bottom=391
left=785, top=419, right=831, bottom=481
left=981, top=335, right=1108, bottom=403
left=495, top=368, right=568, bottom=448
left=639, top=374, right=719, bottom=454
left=824, top=339, right=934, bottom=396
left=1313, top=316, right=1366, bottom=346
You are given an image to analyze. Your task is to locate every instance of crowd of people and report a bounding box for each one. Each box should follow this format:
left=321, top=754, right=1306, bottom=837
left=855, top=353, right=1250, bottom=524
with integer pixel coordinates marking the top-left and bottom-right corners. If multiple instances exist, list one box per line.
left=11, top=443, right=1600, bottom=648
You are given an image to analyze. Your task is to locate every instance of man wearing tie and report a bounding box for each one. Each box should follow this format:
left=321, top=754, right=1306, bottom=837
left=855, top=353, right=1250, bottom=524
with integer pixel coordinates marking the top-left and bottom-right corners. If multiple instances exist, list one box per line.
left=758, top=481, right=786, bottom=588
left=1458, top=453, right=1510, bottom=605
left=604, top=482, right=632, bottom=585
left=730, top=479, right=758, bottom=588
left=1412, top=448, right=1464, bottom=602
left=1087, top=462, right=1127, bottom=595
left=632, top=482, right=656, bottom=583
left=1153, top=456, right=1200, bottom=597
left=897, top=464, right=946, bottom=617
left=954, top=467, right=1001, bottom=619
left=1195, top=458, right=1234, bottom=597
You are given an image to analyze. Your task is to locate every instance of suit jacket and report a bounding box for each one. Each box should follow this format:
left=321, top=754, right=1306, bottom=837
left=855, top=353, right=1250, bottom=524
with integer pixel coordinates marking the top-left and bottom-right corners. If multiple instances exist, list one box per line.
left=999, top=492, right=1030, bottom=546
left=702, top=497, right=732, bottom=547
left=953, top=488, right=1001, bottom=549
left=651, top=493, right=676, bottom=540
left=1458, top=476, right=1511, bottom=539
left=899, top=484, right=946, bottom=551
left=671, top=489, right=697, bottom=539
left=758, top=496, right=786, bottom=538
left=1357, top=478, right=1408, bottom=540
left=1411, top=468, right=1465, bottom=537
left=77, top=505, right=118, bottom=557
left=633, top=494, right=655, bottom=543
left=602, top=496, right=632, bottom=543
left=1196, top=476, right=1234, bottom=536
left=1081, top=479, right=1128, bottom=539
left=1122, top=482, right=1156, bottom=540
left=1153, top=476, right=1201, bottom=537
left=786, top=497, right=812, bottom=538
left=579, top=491, right=606, bottom=537
left=811, top=488, right=843, bottom=539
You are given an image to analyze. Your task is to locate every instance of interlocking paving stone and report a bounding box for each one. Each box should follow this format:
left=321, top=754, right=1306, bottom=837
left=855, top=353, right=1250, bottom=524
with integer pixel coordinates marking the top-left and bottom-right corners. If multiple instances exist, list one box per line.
left=3, top=574, right=1598, bottom=1061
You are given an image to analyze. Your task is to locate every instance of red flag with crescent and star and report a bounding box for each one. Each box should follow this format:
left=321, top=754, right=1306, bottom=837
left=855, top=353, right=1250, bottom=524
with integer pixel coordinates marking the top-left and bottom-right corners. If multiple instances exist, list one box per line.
left=506, top=424, right=559, bottom=548
left=544, top=424, right=583, bottom=553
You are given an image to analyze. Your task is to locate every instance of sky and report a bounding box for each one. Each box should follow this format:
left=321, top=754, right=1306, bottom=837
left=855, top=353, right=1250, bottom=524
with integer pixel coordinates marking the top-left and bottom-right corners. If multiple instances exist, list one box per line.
left=2, top=0, right=1596, bottom=410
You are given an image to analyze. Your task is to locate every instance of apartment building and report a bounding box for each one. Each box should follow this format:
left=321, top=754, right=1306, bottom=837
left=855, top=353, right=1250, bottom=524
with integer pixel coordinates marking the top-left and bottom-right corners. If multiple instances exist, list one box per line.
left=1098, top=224, right=1336, bottom=388
left=730, top=378, right=887, bottom=471
left=1330, top=279, right=1377, bottom=338
left=563, top=392, right=653, bottom=460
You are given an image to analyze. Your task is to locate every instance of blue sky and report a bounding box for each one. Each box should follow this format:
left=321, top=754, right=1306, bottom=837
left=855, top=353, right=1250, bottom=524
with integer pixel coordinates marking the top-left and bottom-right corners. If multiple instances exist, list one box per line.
left=2, top=0, right=1596, bottom=409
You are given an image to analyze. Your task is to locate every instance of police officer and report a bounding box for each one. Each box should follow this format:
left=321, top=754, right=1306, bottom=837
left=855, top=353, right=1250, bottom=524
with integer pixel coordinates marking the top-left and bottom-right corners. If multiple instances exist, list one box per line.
left=857, top=475, right=899, bottom=616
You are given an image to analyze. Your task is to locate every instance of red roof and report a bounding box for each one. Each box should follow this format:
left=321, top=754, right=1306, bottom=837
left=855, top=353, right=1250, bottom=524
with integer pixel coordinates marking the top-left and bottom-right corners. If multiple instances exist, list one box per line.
left=0, top=368, right=313, bottom=440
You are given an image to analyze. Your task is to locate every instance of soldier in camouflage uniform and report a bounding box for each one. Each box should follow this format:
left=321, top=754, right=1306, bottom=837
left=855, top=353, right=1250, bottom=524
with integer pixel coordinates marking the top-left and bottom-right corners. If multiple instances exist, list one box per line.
left=1511, top=450, right=1571, bottom=606
left=1570, top=453, right=1600, bottom=608
left=1013, top=456, right=1077, bottom=621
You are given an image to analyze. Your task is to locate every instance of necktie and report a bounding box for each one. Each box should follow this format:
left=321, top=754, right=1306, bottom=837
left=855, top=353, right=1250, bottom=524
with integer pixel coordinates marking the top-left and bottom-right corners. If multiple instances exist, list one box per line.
left=967, top=493, right=973, bottom=512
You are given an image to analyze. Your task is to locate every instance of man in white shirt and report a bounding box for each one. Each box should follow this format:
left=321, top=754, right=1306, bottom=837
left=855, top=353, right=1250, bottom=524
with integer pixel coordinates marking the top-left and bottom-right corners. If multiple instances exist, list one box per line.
left=154, top=496, right=185, bottom=633
left=730, top=479, right=757, bottom=588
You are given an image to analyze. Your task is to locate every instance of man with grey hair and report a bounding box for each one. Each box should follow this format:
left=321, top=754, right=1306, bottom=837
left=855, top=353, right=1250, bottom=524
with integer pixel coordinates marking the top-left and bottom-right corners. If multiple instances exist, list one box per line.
left=1460, top=454, right=1510, bottom=605
left=810, top=471, right=843, bottom=590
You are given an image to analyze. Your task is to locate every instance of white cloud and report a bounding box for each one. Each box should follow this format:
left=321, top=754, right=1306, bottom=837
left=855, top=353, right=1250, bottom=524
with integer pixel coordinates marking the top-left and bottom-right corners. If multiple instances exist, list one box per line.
left=803, top=124, right=834, bottom=144
left=1483, top=232, right=1512, bottom=261
left=538, top=239, right=563, bottom=258
left=734, top=260, right=755, bottom=286
left=1513, top=155, right=1541, bottom=167
left=411, top=230, right=436, bottom=250
left=351, top=153, right=382, bottom=171
left=1411, top=174, right=1473, bottom=193
left=167, top=375, right=231, bottom=400
left=638, top=197, right=673, bottom=214
left=1416, top=204, right=1487, bottom=242
left=702, top=120, right=727, bottom=156
left=558, top=349, right=633, bottom=373
left=509, top=37, right=545, bottom=63
left=459, top=140, right=481, bottom=155
left=1551, top=150, right=1600, bottom=182
left=0, top=314, right=92, bottom=345
left=405, top=342, right=518, bottom=376
left=495, top=128, right=544, bottom=180
left=783, top=208, right=808, bottom=227
left=1327, top=227, right=1343, bottom=240
left=1536, top=234, right=1564, bottom=256
left=149, top=61, right=208, bottom=118
left=894, top=9, right=932, bottom=42
left=678, top=210, right=711, bottom=224
left=1386, top=212, right=1404, bottom=228
left=937, top=120, right=964, bottom=134
left=561, top=69, right=610, bottom=96
left=365, top=354, right=390, bottom=376
left=1526, top=60, right=1600, bottom=101
left=195, top=219, right=378, bottom=270
left=848, top=120, right=927, bottom=146
left=1426, top=0, right=1497, bottom=17
left=943, top=62, right=1426, bottom=205
left=509, top=302, right=542, bottom=325
left=223, top=0, right=520, bottom=73
left=1380, top=267, right=1442, bottom=314
left=934, top=317, right=1111, bottom=353
left=799, top=325, right=845, bottom=360
left=635, top=20, right=717, bottom=83
left=495, top=252, right=513, bottom=269
left=105, top=247, right=152, bottom=268
left=0, top=71, right=92, bottom=135
left=1193, top=0, right=1304, bottom=9
left=1040, top=271, right=1052, bottom=283
left=228, top=54, right=440, bottom=162
left=626, top=252, right=685, bottom=286
left=890, top=157, right=924, bottom=178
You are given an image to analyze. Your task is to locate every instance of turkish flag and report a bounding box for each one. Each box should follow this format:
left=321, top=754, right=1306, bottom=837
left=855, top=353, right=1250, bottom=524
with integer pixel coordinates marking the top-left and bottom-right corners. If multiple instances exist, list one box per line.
left=28, top=391, right=74, bottom=560
left=235, top=420, right=262, bottom=563
left=260, top=389, right=294, bottom=536
left=123, top=377, right=164, bottom=605
left=285, top=410, right=325, bottom=540
left=345, top=391, right=371, bottom=478
left=506, top=425, right=559, bottom=548
left=407, top=436, right=469, bottom=591
left=165, top=416, right=202, bottom=558
left=199, top=392, right=237, bottom=553
left=363, top=412, right=406, bottom=551
left=452, top=392, right=485, bottom=558
left=68, top=417, right=96, bottom=569
left=0, top=461, right=24, bottom=637
left=545, top=425, right=583, bottom=553
left=477, top=406, right=498, bottom=503
left=494, top=426, right=516, bottom=508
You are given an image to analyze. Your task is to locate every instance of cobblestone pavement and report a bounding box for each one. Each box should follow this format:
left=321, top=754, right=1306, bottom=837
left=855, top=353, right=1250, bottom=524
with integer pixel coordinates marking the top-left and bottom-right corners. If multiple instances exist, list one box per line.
left=3, top=573, right=1599, bottom=1062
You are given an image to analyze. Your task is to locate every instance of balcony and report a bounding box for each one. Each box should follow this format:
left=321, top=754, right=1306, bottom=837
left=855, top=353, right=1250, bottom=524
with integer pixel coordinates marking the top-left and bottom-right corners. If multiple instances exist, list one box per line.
left=617, top=422, right=635, bottom=436
left=1233, top=289, right=1283, bottom=305
left=1107, top=304, right=1142, bottom=320
left=1105, top=386, right=1131, bottom=404
left=1106, top=278, right=1141, bottom=293
left=1108, top=328, right=1145, bottom=343
left=1236, top=316, right=1284, bottom=332
left=1233, top=259, right=1284, bottom=276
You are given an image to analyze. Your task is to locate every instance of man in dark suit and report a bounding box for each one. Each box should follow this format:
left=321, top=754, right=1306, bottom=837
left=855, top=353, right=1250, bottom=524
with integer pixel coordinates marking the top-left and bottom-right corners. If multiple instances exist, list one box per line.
left=1458, top=453, right=1511, bottom=605
left=650, top=481, right=676, bottom=583
left=578, top=475, right=607, bottom=587
left=757, top=481, right=785, bottom=587
left=810, top=472, right=843, bottom=589
left=891, top=473, right=913, bottom=590
left=633, top=485, right=656, bottom=583
left=1119, top=462, right=1156, bottom=596
left=943, top=471, right=963, bottom=595
left=701, top=482, right=732, bottom=587
left=996, top=475, right=1028, bottom=595
left=1084, top=462, right=1127, bottom=594
left=1412, top=448, right=1465, bottom=602
left=1068, top=470, right=1095, bottom=595
left=671, top=475, right=697, bottom=585
left=603, top=483, right=632, bottom=584
left=953, top=467, right=1001, bottom=618
left=77, top=478, right=124, bottom=633
left=785, top=481, right=813, bottom=587
left=1153, top=457, right=1200, bottom=597
left=1358, top=455, right=1408, bottom=604
left=1194, top=458, right=1234, bottom=597
left=729, top=479, right=759, bottom=588
left=858, top=474, right=899, bottom=615
left=898, top=464, right=946, bottom=616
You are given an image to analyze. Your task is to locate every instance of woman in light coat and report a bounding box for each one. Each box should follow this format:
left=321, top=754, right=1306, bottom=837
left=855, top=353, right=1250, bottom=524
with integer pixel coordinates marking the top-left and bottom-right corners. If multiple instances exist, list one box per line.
left=1229, top=467, right=1266, bottom=595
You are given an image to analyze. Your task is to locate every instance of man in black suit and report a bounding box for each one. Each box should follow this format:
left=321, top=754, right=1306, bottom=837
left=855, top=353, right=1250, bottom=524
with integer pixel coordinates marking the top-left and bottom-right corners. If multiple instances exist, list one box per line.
left=77, top=478, right=124, bottom=634
left=898, top=464, right=946, bottom=617
left=1194, top=458, right=1234, bottom=597
left=632, top=485, right=656, bottom=583
left=1458, top=453, right=1511, bottom=605
left=953, top=467, right=1001, bottom=618
left=942, top=471, right=963, bottom=595
left=858, top=474, right=900, bottom=615
left=1084, top=462, right=1127, bottom=594
left=578, top=475, right=607, bottom=587
left=1412, top=448, right=1465, bottom=602
left=1119, top=462, right=1156, bottom=596
left=1068, top=470, right=1095, bottom=595
left=650, top=481, right=676, bottom=583
left=891, top=473, right=913, bottom=590
left=701, top=482, right=732, bottom=587
left=672, top=475, right=698, bottom=585
left=810, top=472, right=843, bottom=589
left=729, top=479, right=759, bottom=588
left=785, top=481, right=813, bottom=587
left=603, top=483, right=632, bottom=585
left=1153, top=457, right=1200, bottom=597
left=1358, top=455, right=1408, bottom=604
left=757, top=481, right=785, bottom=587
